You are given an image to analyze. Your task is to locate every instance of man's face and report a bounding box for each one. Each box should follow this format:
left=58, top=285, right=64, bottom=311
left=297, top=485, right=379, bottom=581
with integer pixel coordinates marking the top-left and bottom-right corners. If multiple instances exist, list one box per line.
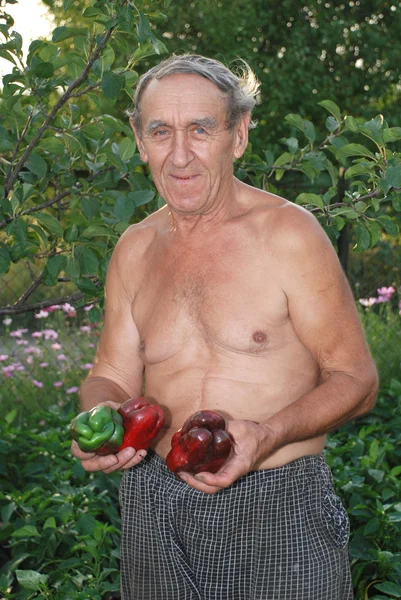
left=133, top=73, right=249, bottom=217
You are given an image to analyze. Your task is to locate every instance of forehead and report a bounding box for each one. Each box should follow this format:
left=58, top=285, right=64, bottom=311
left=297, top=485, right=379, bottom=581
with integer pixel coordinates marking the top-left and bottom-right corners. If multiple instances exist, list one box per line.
left=139, top=73, right=228, bottom=124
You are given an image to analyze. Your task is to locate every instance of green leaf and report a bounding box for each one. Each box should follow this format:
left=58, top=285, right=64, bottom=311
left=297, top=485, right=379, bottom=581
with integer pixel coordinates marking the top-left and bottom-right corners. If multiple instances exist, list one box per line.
left=32, top=61, right=54, bottom=78
left=344, top=163, right=374, bottom=180
left=89, top=306, right=102, bottom=323
left=119, top=137, right=136, bottom=161
left=124, top=70, right=138, bottom=89
left=36, top=213, right=63, bottom=237
left=344, top=116, right=359, bottom=133
left=383, top=127, right=401, bottom=142
left=0, top=243, right=11, bottom=274
left=114, top=195, right=136, bottom=221
left=16, top=570, right=48, bottom=591
left=101, top=71, right=124, bottom=99
left=128, top=190, right=155, bottom=208
left=374, top=582, right=401, bottom=597
left=295, top=193, right=324, bottom=209
left=40, top=137, right=65, bottom=156
left=366, top=221, right=382, bottom=247
left=52, top=27, right=88, bottom=42
left=336, top=143, right=376, bottom=161
left=25, top=153, right=48, bottom=178
left=43, top=516, right=57, bottom=529
left=385, top=164, right=401, bottom=189
left=0, top=138, right=14, bottom=152
left=359, top=115, right=384, bottom=147
left=76, top=278, right=100, bottom=296
left=353, top=223, right=370, bottom=252
left=81, top=224, right=114, bottom=238
left=325, top=116, right=339, bottom=132
left=63, top=0, right=75, bottom=9
left=391, top=193, right=401, bottom=211
left=75, top=246, right=99, bottom=274
left=318, top=99, right=342, bottom=123
left=273, top=152, right=292, bottom=167
left=377, top=215, right=399, bottom=236
left=12, top=525, right=40, bottom=538
left=43, top=254, right=67, bottom=285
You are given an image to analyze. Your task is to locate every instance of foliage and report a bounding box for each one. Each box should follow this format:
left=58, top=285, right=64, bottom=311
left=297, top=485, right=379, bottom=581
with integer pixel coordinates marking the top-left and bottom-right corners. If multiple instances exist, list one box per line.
left=1, top=0, right=401, bottom=314
left=0, top=402, right=122, bottom=599
left=327, top=378, right=401, bottom=600
left=0, top=0, right=168, bottom=314
left=148, top=0, right=401, bottom=152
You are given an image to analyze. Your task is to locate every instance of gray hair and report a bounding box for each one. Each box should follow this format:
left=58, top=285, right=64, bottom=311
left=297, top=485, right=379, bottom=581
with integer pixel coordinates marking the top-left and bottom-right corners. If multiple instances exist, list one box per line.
left=128, top=54, right=260, bottom=133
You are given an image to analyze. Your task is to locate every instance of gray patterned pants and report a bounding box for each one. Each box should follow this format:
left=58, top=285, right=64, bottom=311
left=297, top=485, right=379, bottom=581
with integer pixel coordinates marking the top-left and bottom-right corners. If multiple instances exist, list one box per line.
left=119, top=452, right=353, bottom=600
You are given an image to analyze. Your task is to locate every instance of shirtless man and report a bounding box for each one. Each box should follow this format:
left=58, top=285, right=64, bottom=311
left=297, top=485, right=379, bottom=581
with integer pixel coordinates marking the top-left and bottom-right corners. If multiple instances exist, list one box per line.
left=72, top=54, right=378, bottom=600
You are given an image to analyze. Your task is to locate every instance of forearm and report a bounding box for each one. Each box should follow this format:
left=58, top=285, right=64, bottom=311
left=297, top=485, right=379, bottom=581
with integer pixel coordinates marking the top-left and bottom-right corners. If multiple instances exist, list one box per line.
left=79, top=376, right=132, bottom=411
left=260, top=369, right=378, bottom=457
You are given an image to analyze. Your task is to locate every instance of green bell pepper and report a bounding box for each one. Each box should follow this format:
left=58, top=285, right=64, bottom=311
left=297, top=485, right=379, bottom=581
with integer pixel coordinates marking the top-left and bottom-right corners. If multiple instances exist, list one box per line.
left=71, top=405, right=124, bottom=455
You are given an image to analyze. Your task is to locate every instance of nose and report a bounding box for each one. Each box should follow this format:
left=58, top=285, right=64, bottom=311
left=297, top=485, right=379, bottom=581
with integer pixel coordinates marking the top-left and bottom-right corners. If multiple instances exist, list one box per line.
left=170, top=130, right=194, bottom=168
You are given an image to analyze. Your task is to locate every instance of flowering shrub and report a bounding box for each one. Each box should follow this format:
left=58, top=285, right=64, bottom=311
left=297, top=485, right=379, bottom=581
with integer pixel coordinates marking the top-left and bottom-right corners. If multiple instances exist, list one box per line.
left=1, top=306, right=101, bottom=414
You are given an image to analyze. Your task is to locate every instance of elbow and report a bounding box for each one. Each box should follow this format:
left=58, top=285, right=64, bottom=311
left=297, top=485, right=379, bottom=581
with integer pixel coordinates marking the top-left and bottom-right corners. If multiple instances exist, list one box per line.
left=356, top=363, right=379, bottom=416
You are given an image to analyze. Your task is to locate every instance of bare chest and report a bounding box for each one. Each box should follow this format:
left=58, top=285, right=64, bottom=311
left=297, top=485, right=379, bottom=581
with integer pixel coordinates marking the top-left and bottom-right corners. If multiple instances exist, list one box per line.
left=132, top=242, right=289, bottom=364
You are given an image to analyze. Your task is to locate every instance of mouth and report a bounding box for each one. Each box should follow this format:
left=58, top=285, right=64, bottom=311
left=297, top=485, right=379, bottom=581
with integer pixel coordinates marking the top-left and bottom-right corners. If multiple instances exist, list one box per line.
left=171, top=175, right=198, bottom=181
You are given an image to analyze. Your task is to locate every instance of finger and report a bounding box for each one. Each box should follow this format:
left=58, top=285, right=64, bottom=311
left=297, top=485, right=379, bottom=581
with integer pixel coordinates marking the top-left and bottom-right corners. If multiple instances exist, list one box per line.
left=104, top=448, right=147, bottom=474
left=71, top=440, right=96, bottom=460
left=178, top=472, right=223, bottom=495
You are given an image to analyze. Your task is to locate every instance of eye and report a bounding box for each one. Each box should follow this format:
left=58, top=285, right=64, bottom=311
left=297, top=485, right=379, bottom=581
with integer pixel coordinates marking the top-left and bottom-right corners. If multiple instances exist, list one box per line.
left=194, top=127, right=206, bottom=135
left=154, top=129, right=168, bottom=136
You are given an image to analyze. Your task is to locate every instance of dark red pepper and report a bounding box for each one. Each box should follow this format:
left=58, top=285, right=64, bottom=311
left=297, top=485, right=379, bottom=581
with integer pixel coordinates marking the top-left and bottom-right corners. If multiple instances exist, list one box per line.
left=118, top=396, right=165, bottom=451
left=165, top=410, right=233, bottom=474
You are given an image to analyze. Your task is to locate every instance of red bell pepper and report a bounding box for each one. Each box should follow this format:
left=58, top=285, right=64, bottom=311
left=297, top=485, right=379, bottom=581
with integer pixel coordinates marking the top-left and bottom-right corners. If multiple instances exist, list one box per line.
left=118, top=397, right=165, bottom=451
left=165, top=410, right=233, bottom=474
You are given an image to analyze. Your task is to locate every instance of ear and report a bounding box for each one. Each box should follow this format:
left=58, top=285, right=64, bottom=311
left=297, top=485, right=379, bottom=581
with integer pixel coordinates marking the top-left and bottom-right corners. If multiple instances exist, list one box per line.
left=130, top=116, right=148, bottom=163
left=233, top=114, right=250, bottom=160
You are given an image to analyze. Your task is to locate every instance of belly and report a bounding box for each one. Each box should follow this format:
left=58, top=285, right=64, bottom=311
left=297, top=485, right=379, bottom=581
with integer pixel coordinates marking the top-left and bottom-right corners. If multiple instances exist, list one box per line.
left=145, top=350, right=325, bottom=468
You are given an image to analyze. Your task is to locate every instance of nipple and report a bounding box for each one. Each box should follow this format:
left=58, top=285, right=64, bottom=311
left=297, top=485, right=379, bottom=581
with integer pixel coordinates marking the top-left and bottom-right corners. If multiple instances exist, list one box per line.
left=252, top=331, right=268, bottom=344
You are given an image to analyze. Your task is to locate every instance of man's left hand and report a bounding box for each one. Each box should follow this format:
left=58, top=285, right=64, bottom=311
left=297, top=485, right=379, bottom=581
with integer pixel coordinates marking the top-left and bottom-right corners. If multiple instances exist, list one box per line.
left=177, top=420, right=274, bottom=494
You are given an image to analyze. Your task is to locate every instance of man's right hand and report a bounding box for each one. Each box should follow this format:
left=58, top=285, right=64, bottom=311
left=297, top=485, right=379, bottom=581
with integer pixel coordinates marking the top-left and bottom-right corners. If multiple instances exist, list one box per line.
left=71, top=440, right=147, bottom=474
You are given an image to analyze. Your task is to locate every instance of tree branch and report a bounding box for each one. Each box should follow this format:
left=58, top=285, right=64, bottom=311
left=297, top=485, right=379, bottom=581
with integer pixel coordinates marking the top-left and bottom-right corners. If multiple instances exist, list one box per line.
left=4, top=27, right=115, bottom=197
left=0, top=292, right=87, bottom=315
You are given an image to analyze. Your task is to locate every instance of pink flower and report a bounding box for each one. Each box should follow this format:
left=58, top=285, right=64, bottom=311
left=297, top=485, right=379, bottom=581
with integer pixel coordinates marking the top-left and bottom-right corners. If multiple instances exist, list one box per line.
left=84, top=304, right=94, bottom=312
left=88, top=343, right=95, bottom=348
left=51, top=343, right=62, bottom=350
left=47, top=305, right=61, bottom=312
left=32, top=379, right=44, bottom=388
left=53, top=381, right=63, bottom=387
left=10, top=328, right=28, bottom=338
left=399, top=300, right=401, bottom=315
left=359, top=298, right=377, bottom=307
left=31, top=331, right=43, bottom=338
left=43, top=329, right=58, bottom=340
left=16, top=339, right=28, bottom=345
left=39, top=362, right=49, bottom=368
left=81, top=363, right=93, bottom=370
left=26, top=356, right=33, bottom=365
left=16, top=365, right=25, bottom=371
left=377, top=286, right=395, bottom=297
left=25, top=346, right=42, bottom=355
left=39, top=420, right=46, bottom=426
left=2, top=365, right=15, bottom=373
left=3, top=317, right=12, bottom=326
left=57, top=354, right=67, bottom=361
left=66, top=386, right=79, bottom=394
left=0, top=354, right=9, bottom=361
left=35, top=310, right=49, bottom=319
left=80, top=326, right=91, bottom=333
left=62, top=303, right=76, bottom=317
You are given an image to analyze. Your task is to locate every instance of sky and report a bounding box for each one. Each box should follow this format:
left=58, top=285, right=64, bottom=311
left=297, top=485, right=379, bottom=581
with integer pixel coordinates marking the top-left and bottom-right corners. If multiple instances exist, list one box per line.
left=0, top=0, right=54, bottom=78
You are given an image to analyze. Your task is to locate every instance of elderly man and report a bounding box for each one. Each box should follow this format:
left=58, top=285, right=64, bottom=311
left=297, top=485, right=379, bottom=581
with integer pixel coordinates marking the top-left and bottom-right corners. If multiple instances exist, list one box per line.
left=72, top=54, right=378, bottom=599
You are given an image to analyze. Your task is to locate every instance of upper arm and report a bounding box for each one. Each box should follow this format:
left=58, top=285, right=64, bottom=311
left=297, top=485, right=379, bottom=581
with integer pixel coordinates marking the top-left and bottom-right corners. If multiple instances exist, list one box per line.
left=276, top=205, right=376, bottom=384
left=89, top=226, right=148, bottom=397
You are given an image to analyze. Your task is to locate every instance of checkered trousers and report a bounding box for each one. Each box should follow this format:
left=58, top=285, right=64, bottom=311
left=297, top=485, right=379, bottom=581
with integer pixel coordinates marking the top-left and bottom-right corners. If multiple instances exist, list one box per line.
left=119, top=452, right=353, bottom=600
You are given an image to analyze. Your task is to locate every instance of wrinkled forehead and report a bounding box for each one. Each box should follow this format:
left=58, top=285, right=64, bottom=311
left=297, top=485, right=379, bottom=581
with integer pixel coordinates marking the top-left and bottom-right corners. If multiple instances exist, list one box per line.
left=138, top=73, right=229, bottom=120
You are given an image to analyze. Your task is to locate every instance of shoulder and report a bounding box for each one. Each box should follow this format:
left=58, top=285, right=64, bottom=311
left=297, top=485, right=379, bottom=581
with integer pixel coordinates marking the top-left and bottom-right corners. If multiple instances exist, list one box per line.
left=239, top=181, right=329, bottom=253
left=110, top=206, right=166, bottom=267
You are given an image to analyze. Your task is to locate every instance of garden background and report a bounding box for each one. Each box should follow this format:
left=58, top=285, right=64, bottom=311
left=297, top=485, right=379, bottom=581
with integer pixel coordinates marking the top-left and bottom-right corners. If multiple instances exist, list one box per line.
left=1, top=0, right=401, bottom=598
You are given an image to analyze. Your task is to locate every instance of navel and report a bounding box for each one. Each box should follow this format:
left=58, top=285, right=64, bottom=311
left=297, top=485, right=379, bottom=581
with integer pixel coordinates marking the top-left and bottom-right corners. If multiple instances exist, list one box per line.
left=139, top=339, right=146, bottom=353
left=252, top=330, right=268, bottom=344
